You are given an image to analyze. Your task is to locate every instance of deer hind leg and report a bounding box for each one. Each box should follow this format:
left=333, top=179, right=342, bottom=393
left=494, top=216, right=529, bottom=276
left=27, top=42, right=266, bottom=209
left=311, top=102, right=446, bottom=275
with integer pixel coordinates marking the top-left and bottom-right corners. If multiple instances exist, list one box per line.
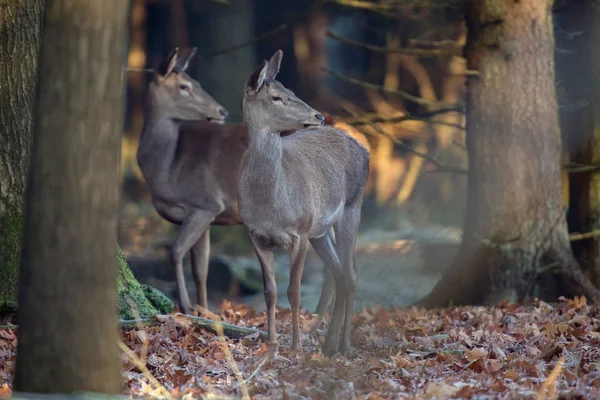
left=251, top=238, right=278, bottom=346
left=313, top=232, right=346, bottom=357
left=191, top=228, right=210, bottom=309
left=336, top=205, right=361, bottom=357
left=315, top=268, right=335, bottom=315
left=313, top=227, right=337, bottom=315
left=288, top=235, right=309, bottom=351
left=171, top=210, right=217, bottom=314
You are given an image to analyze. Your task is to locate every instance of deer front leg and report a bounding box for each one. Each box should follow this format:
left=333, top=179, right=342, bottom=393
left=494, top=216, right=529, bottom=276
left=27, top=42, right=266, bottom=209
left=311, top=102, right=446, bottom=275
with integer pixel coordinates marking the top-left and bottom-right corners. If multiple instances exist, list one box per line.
left=171, top=210, right=216, bottom=314
left=251, top=239, right=277, bottom=346
left=288, top=235, right=309, bottom=351
left=191, top=228, right=210, bottom=309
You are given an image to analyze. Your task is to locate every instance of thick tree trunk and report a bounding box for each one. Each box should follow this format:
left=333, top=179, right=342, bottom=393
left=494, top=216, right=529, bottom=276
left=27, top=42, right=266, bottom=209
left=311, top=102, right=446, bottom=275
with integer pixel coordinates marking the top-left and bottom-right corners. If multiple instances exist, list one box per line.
left=13, top=0, right=129, bottom=394
left=186, top=0, right=255, bottom=123
left=0, top=0, right=44, bottom=312
left=417, top=0, right=599, bottom=307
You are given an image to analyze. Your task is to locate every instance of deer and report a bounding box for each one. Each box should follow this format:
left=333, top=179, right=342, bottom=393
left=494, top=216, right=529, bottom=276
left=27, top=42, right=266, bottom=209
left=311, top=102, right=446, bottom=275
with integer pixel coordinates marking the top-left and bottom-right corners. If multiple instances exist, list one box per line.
left=239, top=50, right=370, bottom=357
left=136, top=47, right=339, bottom=316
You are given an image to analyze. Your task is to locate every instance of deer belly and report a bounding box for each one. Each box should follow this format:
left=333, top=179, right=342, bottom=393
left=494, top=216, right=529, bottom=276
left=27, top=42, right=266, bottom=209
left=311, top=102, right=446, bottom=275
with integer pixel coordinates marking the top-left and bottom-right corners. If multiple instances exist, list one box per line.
left=152, top=200, right=187, bottom=225
left=309, top=201, right=344, bottom=237
left=249, top=229, right=294, bottom=250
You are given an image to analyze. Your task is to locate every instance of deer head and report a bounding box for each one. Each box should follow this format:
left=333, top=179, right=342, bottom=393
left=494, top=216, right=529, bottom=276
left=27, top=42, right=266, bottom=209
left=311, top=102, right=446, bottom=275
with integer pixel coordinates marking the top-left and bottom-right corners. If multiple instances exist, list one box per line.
left=152, top=47, right=228, bottom=124
left=242, top=50, right=324, bottom=133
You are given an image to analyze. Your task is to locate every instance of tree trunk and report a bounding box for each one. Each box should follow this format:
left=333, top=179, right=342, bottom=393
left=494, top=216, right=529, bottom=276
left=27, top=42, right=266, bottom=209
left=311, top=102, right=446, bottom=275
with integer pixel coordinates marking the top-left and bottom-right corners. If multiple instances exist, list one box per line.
left=186, top=0, right=255, bottom=123
left=0, top=0, right=44, bottom=312
left=417, top=0, right=599, bottom=307
left=13, top=0, right=129, bottom=394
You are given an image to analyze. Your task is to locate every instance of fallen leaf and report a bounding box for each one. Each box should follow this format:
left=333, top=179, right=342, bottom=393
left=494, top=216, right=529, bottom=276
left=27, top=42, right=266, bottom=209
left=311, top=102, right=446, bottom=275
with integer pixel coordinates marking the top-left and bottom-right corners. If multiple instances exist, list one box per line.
left=466, top=347, right=488, bottom=362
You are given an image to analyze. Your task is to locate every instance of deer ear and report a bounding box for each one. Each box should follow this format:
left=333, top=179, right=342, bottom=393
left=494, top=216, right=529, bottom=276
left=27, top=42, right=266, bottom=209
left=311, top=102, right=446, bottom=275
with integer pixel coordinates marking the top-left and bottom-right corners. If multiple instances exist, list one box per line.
left=176, top=47, right=197, bottom=72
left=266, top=49, right=283, bottom=80
left=156, top=48, right=179, bottom=78
left=245, top=60, right=269, bottom=94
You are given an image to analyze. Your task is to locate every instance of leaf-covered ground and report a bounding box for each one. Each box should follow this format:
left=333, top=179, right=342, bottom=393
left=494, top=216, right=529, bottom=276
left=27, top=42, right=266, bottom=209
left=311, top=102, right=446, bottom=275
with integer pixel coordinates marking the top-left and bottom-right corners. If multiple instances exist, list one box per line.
left=1, top=297, right=600, bottom=399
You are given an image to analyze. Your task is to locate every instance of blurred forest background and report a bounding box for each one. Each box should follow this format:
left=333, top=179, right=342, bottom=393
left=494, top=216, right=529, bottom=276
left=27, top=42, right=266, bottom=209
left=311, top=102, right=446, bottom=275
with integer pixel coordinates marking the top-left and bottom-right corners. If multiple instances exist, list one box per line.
left=115, top=0, right=599, bottom=313
left=119, top=0, right=470, bottom=312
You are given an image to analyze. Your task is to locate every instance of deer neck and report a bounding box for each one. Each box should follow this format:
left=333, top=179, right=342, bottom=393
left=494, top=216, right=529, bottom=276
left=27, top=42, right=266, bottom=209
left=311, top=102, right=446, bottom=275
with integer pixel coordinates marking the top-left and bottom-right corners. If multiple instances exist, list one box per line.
left=244, top=128, right=284, bottom=200
left=138, top=107, right=180, bottom=184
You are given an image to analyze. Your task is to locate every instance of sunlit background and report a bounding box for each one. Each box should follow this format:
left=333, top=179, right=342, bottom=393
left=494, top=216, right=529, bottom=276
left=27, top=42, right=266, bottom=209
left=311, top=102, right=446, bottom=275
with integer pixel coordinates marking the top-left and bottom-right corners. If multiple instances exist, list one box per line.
left=117, top=0, right=469, bottom=312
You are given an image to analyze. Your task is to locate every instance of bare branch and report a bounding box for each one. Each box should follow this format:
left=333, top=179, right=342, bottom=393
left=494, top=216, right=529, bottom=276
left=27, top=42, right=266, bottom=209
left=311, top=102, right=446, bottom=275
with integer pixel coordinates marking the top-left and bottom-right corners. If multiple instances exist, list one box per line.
left=344, top=107, right=465, bottom=130
left=340, top=105, right=467, bottom=174
left=324, top=67, right=462, bottom=108
left=569, top=229, right=600, bottom=242
left=327, top=31, right=460, bottom=57
left=565, top=162, right=600, bottom=174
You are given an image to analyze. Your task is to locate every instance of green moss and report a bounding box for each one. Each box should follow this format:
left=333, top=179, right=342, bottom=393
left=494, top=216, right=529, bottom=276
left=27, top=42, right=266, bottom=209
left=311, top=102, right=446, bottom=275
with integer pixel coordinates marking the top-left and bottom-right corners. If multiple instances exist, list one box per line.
left=0, top=203, right=173, bottom=319
left=141, top=284, right=174, bottom=314
left=116, top=247, right=173, bottom=319
left=0, top=201, right=24, bottom=313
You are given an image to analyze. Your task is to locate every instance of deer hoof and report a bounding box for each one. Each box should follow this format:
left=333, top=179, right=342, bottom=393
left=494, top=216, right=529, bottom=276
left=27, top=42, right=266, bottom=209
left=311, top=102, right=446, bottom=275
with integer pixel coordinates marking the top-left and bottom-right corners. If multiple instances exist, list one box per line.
left=291, top=341, right=303, bottom=353
left=179, top=303, right=195, bottom=315
left=322, top=339, right=338, bottom=357
left=338, top=342, right=351, bottom=358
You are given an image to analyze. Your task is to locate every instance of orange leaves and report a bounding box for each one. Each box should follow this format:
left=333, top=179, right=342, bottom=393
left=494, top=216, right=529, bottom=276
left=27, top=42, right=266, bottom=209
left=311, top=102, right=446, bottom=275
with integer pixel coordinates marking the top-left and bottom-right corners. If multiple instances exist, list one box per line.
left=0, top=384, right=10, bottom=399
left=1, top=297, right=600, bottom=398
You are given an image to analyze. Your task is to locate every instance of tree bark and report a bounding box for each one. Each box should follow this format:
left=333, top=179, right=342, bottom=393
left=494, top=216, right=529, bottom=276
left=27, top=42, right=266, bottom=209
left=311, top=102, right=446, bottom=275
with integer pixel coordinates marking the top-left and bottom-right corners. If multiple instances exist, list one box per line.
left=186, top=0, right=256, bottom=123
left=0, top=0, right=44, bottom=312
left=417, top=0, right=599, bottom=307
left=14, top=0, right=129, bottom=394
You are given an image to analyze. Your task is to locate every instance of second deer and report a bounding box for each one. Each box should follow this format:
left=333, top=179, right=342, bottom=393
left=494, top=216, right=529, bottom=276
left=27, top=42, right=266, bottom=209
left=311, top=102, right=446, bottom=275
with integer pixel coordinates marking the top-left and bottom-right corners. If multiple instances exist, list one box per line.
left=239, top=50, right=369, bottom=356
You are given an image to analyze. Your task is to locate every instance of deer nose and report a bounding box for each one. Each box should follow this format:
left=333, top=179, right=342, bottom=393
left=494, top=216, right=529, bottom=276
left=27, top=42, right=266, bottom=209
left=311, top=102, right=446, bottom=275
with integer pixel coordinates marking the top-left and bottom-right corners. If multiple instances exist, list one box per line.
left=219, top=108, right=229, bottom=118
left=315, top=114, right=325, bottom=123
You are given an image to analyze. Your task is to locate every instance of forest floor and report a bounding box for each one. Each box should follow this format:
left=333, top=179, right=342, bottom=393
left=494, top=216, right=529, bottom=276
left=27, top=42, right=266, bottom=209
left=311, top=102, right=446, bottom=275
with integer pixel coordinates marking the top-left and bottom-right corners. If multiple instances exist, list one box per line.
left=2, top=200, right=598, bottom=398
left=1, top=297, right=600, bottom=399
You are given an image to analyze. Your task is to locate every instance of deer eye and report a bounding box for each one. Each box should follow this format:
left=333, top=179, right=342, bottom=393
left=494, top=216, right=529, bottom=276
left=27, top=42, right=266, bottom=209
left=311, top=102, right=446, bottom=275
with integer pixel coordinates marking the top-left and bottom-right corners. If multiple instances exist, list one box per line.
left=180, top=84, right=189, bottom=90
left=271, top=96, right=282, bottom=102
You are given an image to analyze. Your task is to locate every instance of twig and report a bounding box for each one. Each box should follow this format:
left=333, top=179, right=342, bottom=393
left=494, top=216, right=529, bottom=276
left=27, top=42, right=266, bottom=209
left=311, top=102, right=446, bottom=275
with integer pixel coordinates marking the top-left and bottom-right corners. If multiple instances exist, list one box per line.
left=323, top=0, right=398, bottom=17
left=199, top=1, right=324, bottom=60
left=118, top=340, right=171, bottom=398
left=124, top=67, right=153, bottom=73
left=340, top=105, right=467, bottom=174
left=324, top=67, right=461, bottom=108
left=126, top=299, right=149, bottom=363
left=327, top=31, right=460, bottom=57
left=324, top=0, right=393, bottom=10
left=243, top=356, right=270, bottom=384
left=564, top=162, right=600, bottom=174
left=214, top=323, right=250, bottom=400
left=408, top=38, right=461, bottom=48
left=536, top=356, right=565, bottom=400
left=344, top=107, right=465, bottom=130
left=569, top=229, right=600, bottom=242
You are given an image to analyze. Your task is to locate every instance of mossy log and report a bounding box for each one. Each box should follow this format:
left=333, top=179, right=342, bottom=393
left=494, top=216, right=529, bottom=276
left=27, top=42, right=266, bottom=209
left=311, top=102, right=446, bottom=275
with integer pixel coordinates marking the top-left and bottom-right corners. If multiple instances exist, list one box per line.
left=119, top=315, right=267, bottom=339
